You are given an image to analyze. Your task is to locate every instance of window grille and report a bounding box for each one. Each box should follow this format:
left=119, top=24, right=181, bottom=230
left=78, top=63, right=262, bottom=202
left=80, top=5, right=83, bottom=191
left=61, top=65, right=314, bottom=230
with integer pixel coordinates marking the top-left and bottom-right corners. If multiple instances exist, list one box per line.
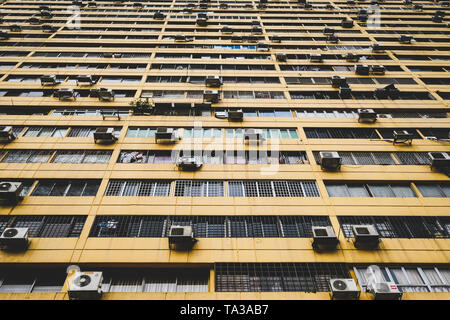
left=105, top=180, right=171, bottom=197
left=31, top=180, right=101, bottom=197
left=174, top=180, right=224, bottom=197
left=215, top=263, right=350, bottom=292
left=0, top=268, right=66, bottom=293
left=304, top=128, right=377, bottom=139
left=228, top=180, right=319, bottom=197
left=325, top=182, right=416, bottom=198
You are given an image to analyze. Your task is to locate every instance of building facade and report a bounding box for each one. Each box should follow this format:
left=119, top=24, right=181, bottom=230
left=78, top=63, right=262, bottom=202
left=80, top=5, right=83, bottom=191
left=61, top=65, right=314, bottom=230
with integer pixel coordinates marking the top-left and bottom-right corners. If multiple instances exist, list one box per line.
left=0, top=0, right=449, bottom=300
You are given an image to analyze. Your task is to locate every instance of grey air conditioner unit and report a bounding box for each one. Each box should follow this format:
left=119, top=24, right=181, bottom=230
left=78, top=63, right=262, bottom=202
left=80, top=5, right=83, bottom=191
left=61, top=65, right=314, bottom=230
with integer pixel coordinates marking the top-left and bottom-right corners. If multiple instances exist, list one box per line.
left=199, top=3, right=208, bottom=9
left=153, top=11, right=165, bottom=20
left=10, top=24, right=22, bottom=32
left=413, top=4, right=423, bottom=11
left=374, top=87, right=388, bottom=99
left=270, top=35, right=281, bottom=43
left=205, top=76, right=222, bottom=87
left=29, top=16, right=41, bottom=25
left=399, top=35, right=414, bottom=44
left=330, top=278, right=360, bottom=300
left=175, top=34, right=187, bottom=42
left=370, top=65, right=385, bottom=75
left=155, top=127, right=178, bottom=144
left=0, top=31, right=9, bottom=40
left=76, top=75, right=95, bottom=86
left=197, top=18, right=207, bottom=26
left=323, top=27, right=335, bottom=35
left=97, top=88, right=114, bottom=101
left=352, top=224, right=380, bottom=249
left=203, top=90, right=220, bottom=103
left=428, top=152, right=450, bottom=170
left=0, top=228, right=29, bottom=250
left=88, top=1, right=97, bottom=7
left=304, top=2, right=312, bottom=9
left=327, top=34, right=339, bottom=43
left=231, top=35, right=243, bottom=42
left=357, top=108, right=377, bottom=123
left=168, top=225, right=196, bottom=248
left=312, top=226, right=339, bottom=251
left=393, top=130, right=413, bottom=145
left=331, top=76, right=346, bottom=88
left=319, top=151, right=342, bottom=171
left=176, top=156, right=203, bottom=171
left=68, top=271, right=103, bottom=300
left=133, top=2, right=143, bottom=8
left=42, top=24, right=56, bottom=33
left=228, top=109, right=244, bottom=122
left=93, top=127, right=117, bottom=144
left=40, top=75, right=59, bottom=86
left=72, top=0, right=82, bottom=6
left=432, top=15, right=444, bottom=23
left=214, top=111, right=228, bottom=119
left=441, top=1, right=450, bottom=7
left=222, top=26, right=233, bottom=34
left=244, top=128, right=265, bottom=143
left=339, top=86, right=352, bottom=98
left=358, top=14, right=368, bottom=22
left=275, top=53, right=287, bottom=62
left=256, top=41, right=269, bottom=51
left=371, top=43, right=385, bottom=53
left=310, top=53, right=323, bottom=63
left=39, top=5, right=50, bottom=10
left=0, top=126, right=16, bottom=143
left=0, top=181, right=23, bottom=204
left=341, top=19, right=354, bottom=28
left=40, top=10, right=53, bottom=18
left=220, top=3, right=228, bottom=9
left=355, top=64, right=370, bottom=75
left=56, top=89, right=76, bottom=101
left=367, top=281, right=402, bottom=300
left=252, top=26, right=263, bottom=34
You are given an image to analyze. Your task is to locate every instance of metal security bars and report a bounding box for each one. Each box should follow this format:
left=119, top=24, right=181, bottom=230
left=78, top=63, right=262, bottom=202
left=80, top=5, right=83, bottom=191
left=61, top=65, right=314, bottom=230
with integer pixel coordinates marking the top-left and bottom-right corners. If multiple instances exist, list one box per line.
left=0, top=215, right=87, bottom=237
left=313, top=151, right=443, bottom=165
left=304, top=128, right=378, bottom=139
left=228, top=180, right=320, bottom=197
left=338, top=216, right=450, bottom=239
left=104, top=180, right=172, bottom=196
left=174, top=180, right=224, bottom=197
left=31, top=180, right=101, bottom=197
left=215, top=263, right=350, bottom=292
left=0, top=150, right=112, bottom=164
left=325, top=182, right=417, bottom=198
left=89, top=215, right=333, bottom=238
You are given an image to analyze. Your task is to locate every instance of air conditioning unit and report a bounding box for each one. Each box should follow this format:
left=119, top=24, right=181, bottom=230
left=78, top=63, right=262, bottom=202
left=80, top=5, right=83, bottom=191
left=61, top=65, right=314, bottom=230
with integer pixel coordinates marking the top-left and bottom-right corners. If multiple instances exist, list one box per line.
left=403, top=0, right=412, bottom=5
left=413, top=4, right=423, bottom=11
left=428, top=152, right=450, bottom=169
left=214, top=111, right=228, bottom=119
left=174, top=34, right=187, bottom=42
left=339, top=86, right=352, bottom=98
left=40, top=10, right=53, bottom=18
left=133, top=2, right=143, bottom=8
left=56, top=89, right=76, bottom=101
left=357, top=108, right=377, bottom=123
left=29, top=16, right=41, bottom=25
left=0, top=227, right=29, bottom=250
left=199, top=2, right=207, bottom=9
left=97, top=88, right=115, bottom=102
left=231, top=35, right=243, bottom=42
left=153, top=11, right=165, bottom=20
left=355, top=64, right=370, bottom=75
left=310, top=53, right=323, bottom=63
left=341, top=19, right=354, bottom=28
left=432, top=15, right=444, bottom=23
left=203, top=90, right=220, bottom=103
left=244, top=128, right=265, bottom=142
left=155, top=127, right=178, bottom=144
left=358, top=14, right=368, bottom=22
left=330, top=278, right=360, bottom=300
left=252, top=26, right=263, bottom=34
left=196, top=18, right=207, bottom=26
left=76, top=75, right=95, bottom=86
left=68, top=271, right=103, bottom=300
left=93, top=127, right=117, bottom=144
left=323, top=27, right=335, bottom=35
left=312, top=226, right=339, bottom=251
left=304, top=2, right=312, bottom=9
left=42, top=24, right=56, bottom=33
left=228, top=109, right=244, bottom=121
left=176, top=157, right=203, bottom=171
left=0, top=31, right=9, bottom=40
left=367, top=281, right=402, bottom=300
left=247, top=35, right=258, bottom=43
left=352, top=224, right=380, bottom=249
left=370, top=65, right=385, bottom=75
left=72, top=0, right=82, bottom=6
left=168, top=225, right=195, bottom=247
left=40, top=75, right=59, bottom=86
left=399, top=35, right=414, bottom=44
left=371, top=43, right=385, bottom=53
left=256, top=41, right=269, bottom=52
left=205, top=76, right=222, bottom=87
left=222, top=26, right=233, bottom=34
left=275, top=53, right=287, bottom=62
left=393, top=130, right=413, bottom=145
left=270, top=35, right=281, bottom=43
left=327, top=35, right=339, bottom=43
left=220, top=3, right=228, bottom=9
left=10, top=24, right=22, bottom=32
left=319, top=151, right=342, bottom=171
left=0, top=126, right=16, bottom=143
left=88, top=1, right=97, bottom=7
left=331, top=76, right=346, bottom=88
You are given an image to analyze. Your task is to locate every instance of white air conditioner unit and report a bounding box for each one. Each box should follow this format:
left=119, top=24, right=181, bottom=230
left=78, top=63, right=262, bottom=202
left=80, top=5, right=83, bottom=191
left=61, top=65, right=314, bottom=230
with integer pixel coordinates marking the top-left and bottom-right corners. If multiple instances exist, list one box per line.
left=168, top=225, right=195, bottom=248
left=68, top=271, right=103, bottom=300
left=41, top=75, right=59, bottom=86
left=330, top=278, right=360, bottom=300
left=370, top=65, right=385, bottom=75
left=0, top=126, right=16, bottom=143
left=76, top=75, right=95, bottom=86
left=56, top=89, right=75, bottom=101
left=0, top=227, right=29, bottom=250
left=0, top=181, right=24, bottom=204
left=319, top=151, right=341, bottom=171
left=357, top=108, right=377, bottom=123
left=367, top=281, right=402, bottom=300
left=310, top=53, right=323, bottom=63
left=256, top=41, right=269, bottom=52
left=93, top=127, right=117, bottom=144
left=352, top=224, right=380, bottom=249
left=312, top=226, right=339, bottom=251
left=176, top=156, right=203, bottom=171
left=97, top=88, right=114, bottom=102
left=428, top=152, right=450, bottom=169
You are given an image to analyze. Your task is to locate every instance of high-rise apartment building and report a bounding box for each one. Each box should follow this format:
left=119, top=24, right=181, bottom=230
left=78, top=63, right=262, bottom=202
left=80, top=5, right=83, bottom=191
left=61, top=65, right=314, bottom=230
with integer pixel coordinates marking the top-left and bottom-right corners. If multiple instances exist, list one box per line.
left=0, top=0, right=448, bottom=301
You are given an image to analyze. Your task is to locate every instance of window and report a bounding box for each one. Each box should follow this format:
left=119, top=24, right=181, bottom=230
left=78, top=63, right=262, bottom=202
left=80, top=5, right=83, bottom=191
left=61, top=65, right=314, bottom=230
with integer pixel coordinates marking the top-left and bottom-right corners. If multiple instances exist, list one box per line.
left=105, top=180, right=171, bottom=196
left=23, top=127, right=68, bottom=137
left=52, top=150, right=112, bottom=164
left=31, top=180, right=101, bottom=197
left=174, top=180, right=224, bottom=197
left=415, top=183, right=450, bottom=198
left=325, top=182, right=416, bottom=198
left=228, top=181, right=320, bottom=197
left=0, top=268, right=66, bottom=293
